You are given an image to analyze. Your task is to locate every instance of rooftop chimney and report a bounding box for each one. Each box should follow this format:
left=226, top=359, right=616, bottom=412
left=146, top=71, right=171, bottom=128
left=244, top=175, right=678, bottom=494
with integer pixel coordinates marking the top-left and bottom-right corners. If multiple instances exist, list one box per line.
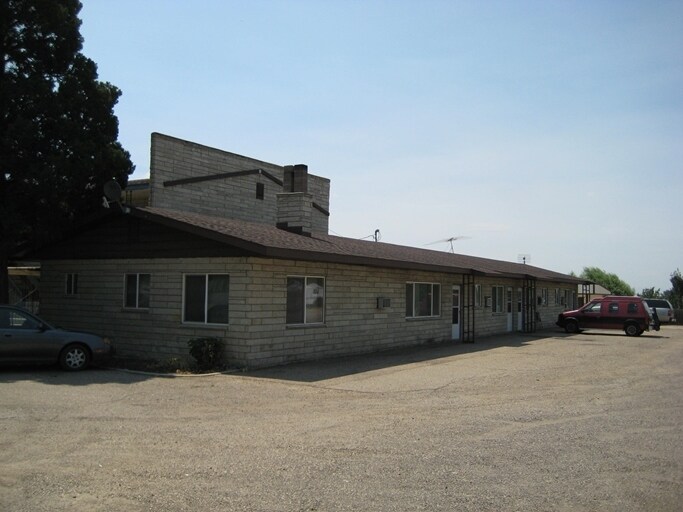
left=277, top=164, right=312, bottom=236
left=283, top=164, right=308, bottom=193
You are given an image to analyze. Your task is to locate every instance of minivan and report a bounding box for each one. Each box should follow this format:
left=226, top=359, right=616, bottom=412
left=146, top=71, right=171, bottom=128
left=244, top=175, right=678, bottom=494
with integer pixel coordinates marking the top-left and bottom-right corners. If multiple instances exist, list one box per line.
left=556, top=296, right=660, bottom=336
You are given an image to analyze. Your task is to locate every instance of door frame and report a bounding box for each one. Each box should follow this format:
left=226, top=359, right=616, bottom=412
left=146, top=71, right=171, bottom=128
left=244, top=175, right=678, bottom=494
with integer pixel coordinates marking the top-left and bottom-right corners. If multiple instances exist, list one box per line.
left=452, top=285, right=461, bottom=340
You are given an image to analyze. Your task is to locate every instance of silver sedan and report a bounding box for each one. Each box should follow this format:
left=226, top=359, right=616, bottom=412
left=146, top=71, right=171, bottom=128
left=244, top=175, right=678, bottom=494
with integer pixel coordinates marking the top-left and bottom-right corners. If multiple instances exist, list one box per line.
left=0, top=305, right=114, bottom=371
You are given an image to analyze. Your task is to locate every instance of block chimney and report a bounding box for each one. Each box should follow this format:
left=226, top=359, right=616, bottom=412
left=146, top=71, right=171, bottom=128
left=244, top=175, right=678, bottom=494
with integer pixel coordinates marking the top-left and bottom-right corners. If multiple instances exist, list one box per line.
left=277, top=164, right=313, bottom=236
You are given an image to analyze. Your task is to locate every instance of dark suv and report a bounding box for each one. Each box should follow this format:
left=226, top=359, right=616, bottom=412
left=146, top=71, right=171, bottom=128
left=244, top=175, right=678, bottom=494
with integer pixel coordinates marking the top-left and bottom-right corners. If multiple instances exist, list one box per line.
left=556, top=296, right=660, bottom=336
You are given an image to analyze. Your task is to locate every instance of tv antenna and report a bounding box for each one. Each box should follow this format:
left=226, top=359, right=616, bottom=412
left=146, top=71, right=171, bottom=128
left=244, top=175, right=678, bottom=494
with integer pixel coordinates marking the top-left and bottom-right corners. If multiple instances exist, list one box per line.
left=425, top=236, right=471, bottom=253
left=518, top=253, right=531, bottom=265
left=360, top=229, right=382, bottom=242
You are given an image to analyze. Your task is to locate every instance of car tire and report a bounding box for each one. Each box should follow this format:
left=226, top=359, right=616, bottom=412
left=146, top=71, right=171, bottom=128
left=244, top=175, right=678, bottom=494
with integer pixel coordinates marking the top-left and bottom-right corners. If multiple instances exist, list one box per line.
left=59, top=344, right=91, bottom=371
left=565, top=321, right=579, bottom=334
left=624, top=323, right=641, bottom=337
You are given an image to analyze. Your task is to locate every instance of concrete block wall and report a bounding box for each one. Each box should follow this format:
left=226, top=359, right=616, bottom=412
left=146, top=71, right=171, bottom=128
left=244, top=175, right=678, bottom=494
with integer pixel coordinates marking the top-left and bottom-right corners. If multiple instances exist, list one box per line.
left=38, top=256, right=577, bottom=368
left=39, top=258, right=254, bottom=364
left=149, top=133, right=330, bottom=234
left=241, top=259, right=455, bottom=367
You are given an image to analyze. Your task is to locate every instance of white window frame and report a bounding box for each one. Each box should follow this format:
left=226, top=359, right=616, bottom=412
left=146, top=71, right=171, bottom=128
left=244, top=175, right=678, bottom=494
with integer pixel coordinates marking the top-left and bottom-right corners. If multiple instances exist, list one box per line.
left=124, top=273, right=150, bottom=309
left=286, top=276, right=326, bottom=325
left=541, top=288, right=548, bottom=306
left=474, top=284, right=482, bottom=307
left=182, top=273, right=230, bottom=325
left=406, top=282, right=441, bottom=318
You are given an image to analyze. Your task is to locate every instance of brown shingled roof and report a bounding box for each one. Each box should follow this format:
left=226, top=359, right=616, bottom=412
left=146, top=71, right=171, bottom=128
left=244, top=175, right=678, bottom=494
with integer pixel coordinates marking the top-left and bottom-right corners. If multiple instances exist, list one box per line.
left=133, top=206, right=582, bottom=284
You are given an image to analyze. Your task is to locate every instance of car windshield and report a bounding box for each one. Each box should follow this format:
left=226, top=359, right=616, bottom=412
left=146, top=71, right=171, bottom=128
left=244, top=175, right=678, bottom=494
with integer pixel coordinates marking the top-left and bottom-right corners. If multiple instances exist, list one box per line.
left=582, top=302, right=601, bottom=313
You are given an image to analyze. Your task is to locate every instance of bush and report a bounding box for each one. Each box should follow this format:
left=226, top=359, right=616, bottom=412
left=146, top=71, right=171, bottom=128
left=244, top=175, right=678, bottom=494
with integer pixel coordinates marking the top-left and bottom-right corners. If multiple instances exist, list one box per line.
left=187, top=337, right=225, bottom=371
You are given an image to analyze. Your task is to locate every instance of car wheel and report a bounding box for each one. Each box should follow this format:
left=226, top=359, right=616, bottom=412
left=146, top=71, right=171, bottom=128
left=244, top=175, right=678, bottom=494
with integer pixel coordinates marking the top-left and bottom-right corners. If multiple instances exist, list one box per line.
left=624, top=323, right=640, bottom=337
left=59, top=344, right=91, bottom=371
left=565, top=321, right=579, bottom=334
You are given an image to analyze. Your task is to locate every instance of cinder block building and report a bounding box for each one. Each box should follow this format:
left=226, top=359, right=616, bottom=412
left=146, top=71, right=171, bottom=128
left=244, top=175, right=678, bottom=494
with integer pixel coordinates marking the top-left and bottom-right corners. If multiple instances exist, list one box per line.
left=35, top=133, right=584, bottom=368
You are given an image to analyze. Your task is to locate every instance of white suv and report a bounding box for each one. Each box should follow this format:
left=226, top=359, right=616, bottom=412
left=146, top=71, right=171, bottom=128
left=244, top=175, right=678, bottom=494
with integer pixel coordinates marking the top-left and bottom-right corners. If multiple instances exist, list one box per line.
left=644, top=299, right=676, bottom=323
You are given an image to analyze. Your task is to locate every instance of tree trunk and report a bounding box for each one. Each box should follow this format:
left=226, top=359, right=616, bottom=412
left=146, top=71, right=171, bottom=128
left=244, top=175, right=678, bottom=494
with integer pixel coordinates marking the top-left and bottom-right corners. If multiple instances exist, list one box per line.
left=0, top=246, right=9, bottom=304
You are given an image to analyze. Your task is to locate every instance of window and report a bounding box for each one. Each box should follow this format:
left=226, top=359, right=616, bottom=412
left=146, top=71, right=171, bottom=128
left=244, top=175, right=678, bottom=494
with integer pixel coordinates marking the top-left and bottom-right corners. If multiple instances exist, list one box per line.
left=541, top=288, right=548, bottom=306
left=474, top=284, right=482, bottom=307
left=125, top=273, right=150, bottom=308
left=256, top=182, right=265, bottom=200
left=492, top=286, right=504, bottom=313
left=608, top=302, right=620, bottom=313
left=0, top=308, right=40, bottom=329
left=65, top=274, right=78, bottom=295
left=406, top=282, right=441, bottom=318
left=586, top=302, right=602, bottom=313
left=287, top=276, right=325, bottom=325
left=183, top=274, right=229, bottom=324
left=627, top=303, right=638, bottom=313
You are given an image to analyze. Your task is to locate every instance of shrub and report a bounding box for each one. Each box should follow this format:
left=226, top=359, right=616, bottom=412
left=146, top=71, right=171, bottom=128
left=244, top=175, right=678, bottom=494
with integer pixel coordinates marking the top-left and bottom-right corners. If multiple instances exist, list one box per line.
left=187, top=337, right=225, bottom=371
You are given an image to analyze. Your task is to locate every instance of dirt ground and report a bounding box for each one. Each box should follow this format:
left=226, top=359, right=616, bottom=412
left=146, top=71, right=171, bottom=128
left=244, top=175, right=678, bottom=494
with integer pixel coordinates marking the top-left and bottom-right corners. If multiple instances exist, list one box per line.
left=1, top=326, right=682, bottom=512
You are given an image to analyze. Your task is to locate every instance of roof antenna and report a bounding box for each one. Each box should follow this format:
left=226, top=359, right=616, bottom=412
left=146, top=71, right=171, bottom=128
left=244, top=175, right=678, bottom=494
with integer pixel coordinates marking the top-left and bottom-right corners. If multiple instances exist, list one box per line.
left=518, top=254, right=531, bottom=265
left=374, top=229, right=381, bottom=242
left=425, top=236, right=471, bottom=253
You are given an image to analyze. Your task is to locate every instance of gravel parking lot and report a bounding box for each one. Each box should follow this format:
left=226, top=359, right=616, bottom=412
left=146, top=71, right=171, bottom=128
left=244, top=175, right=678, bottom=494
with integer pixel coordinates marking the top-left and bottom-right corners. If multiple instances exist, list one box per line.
left=1, top=326, right=682, bottom=512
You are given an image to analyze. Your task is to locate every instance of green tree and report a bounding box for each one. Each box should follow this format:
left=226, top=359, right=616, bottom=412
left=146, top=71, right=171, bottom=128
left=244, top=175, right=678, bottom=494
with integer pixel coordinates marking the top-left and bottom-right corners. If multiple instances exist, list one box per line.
left=640, top=287, right=662, bottom=299
left=0, top=0, right=133, bottom=303
left=667, top=269, right=683, bottom=309
left=580, top=267, right=635, bottom=296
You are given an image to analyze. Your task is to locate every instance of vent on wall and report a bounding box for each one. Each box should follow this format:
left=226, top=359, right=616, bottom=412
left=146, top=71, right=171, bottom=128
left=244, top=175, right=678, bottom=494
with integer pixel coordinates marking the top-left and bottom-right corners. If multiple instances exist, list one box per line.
left=376, top=297, right=391, bottom=309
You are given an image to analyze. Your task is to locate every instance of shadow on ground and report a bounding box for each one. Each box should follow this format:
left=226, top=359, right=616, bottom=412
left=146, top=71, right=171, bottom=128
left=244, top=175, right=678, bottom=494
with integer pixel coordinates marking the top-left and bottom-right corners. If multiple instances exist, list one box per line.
left=245, top=329, right=566, bottom=383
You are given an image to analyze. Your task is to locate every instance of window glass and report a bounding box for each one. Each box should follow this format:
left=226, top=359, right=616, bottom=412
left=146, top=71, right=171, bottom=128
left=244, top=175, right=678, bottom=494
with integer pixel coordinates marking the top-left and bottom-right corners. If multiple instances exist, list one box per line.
left=7, top=310, right=39, bottom=329
left=608, top=303, right=619, bottom=313
left=587, top=302, right=602, bottom=313
left=138, top=274, right=151, bottom=308
left=415, top=283, right=432, bottom=317
left=184, top=275, right=207, bottom=323
left=184, top=275, right=229, bottom=324
left=207, top=275, right=229, bottom=323
left=125, top=274, right=138, bottom=307
left=405, top=284, right=414, bottom=317
left=628, top=303, right=638, bottom=313
left=66, top=274, right=78, bottom=295
left=287, top=277, right=324, bottom=324
left=492, top=286, right=504, bottom=313
left=406, top=283, right=440, bottom=318
left=306, top=277, right=325, bottom=324
left=432, top=284, right=441, bottom=316
left=287, top=277, right=305, bottom=324
left=125, top=274, right=151, bottom=308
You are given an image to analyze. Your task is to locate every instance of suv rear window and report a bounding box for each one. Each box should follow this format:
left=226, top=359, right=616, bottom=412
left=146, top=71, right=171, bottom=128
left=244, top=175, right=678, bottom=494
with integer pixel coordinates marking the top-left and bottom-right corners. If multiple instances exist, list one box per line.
left=645, top=299, right=669, bottom=308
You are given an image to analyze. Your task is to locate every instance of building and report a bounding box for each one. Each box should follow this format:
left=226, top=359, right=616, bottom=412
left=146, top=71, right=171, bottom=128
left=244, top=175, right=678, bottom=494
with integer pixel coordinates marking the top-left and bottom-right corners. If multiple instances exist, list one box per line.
left=34, top=133, right=585, bottom=368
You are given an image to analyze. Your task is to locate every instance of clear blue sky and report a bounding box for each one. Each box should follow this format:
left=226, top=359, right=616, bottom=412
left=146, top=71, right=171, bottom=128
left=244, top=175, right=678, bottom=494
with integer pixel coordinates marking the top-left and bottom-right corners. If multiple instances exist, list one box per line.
left=79, top=0, right=682, bottom=293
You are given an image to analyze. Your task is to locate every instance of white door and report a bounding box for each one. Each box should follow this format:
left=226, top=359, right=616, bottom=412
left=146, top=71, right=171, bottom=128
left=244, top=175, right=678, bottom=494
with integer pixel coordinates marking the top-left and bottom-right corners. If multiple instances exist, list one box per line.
left=517, top=287, right=523, bottom=331
left=506, top=287, right=513, bottom=332
left=452, top=285, right=460, bottom=340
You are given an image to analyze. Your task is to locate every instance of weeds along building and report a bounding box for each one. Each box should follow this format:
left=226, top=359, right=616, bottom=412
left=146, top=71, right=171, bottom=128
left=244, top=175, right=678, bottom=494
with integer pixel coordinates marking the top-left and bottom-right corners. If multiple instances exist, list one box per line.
left=35, top=133, right=584, bottom=368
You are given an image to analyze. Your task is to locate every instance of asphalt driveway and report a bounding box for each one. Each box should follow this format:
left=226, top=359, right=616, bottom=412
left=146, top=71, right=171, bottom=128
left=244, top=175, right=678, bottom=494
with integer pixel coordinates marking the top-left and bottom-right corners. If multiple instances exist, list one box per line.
left=1, top=327, right=682, bottom=511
